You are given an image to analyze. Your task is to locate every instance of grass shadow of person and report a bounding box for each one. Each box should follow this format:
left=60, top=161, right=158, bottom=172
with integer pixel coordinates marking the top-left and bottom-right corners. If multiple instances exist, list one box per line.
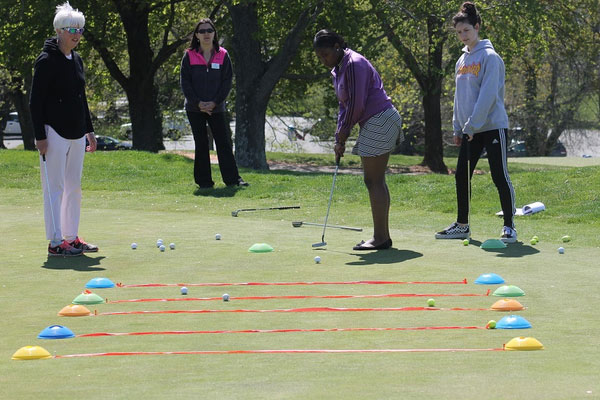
left=42, top=255, right=106, bottom=271
left=193, top=185, right=242, bottom=198
left=479, top=241, right=540, bottom=258
left=346, top=248, right=423, bottom=266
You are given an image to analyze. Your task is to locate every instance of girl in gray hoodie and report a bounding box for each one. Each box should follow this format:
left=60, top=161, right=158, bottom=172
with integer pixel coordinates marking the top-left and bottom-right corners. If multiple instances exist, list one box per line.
left=435, top=2, right=517, bottom=243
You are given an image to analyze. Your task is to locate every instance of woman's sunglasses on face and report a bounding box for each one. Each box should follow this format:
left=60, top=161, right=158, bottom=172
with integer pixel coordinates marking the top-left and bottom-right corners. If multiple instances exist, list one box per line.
left=62, top=27, right=84, bottom=34
left=196, top=28, right=214, bottom=34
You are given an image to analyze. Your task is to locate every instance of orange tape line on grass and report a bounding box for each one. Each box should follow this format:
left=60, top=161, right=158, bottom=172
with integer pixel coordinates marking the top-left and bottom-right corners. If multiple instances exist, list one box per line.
left=108, top=290, right=490, bottom=303
left=97, top=306, right=490, bottom=316
left=78, top=326, right=485, bottom=337
left=117, top=279, right=468, bottom=288
left=54, top=348, right=504, bottom=358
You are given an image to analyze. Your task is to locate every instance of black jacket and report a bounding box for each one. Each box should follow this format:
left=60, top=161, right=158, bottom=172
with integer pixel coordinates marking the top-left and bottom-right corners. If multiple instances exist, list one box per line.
left=180, top=47, right=233, bottom=114
left=29, top=37, right=94, bottom=140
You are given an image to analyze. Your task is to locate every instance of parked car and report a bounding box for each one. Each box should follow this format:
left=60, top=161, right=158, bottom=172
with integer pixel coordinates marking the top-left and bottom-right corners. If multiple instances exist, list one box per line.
left=88, top=135, right=132, bottom=151
left=3, top=112, right=21, bottom=137
left=506, top=140, right=567, bottom=157
left=120, top=110, right=191, bottom=140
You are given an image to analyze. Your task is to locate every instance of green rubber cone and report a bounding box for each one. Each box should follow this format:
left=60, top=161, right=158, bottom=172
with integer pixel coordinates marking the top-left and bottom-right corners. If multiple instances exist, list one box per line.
left=492, top=285, right=525, bottom=297
left=248, top=243, right=274, bottom=253
left=480, top=239, right=507, bottom=249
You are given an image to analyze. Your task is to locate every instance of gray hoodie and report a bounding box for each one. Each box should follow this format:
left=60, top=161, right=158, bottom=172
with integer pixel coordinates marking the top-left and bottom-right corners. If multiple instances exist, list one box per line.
left=453, top=39, right=509, bottom=136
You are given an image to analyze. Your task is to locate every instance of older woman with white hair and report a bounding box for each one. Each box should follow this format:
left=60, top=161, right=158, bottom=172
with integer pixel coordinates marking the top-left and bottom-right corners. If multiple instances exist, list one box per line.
left=30, top=2, right=98, bottom=256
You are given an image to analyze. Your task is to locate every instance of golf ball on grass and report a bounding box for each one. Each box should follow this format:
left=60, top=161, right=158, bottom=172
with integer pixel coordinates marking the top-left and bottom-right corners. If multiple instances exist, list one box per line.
left=169, top=243, right=175, bottom=250
left=561, top=235, right=571, bottom=242
left=427, top=298, right=435, bottom=307
left=486, top=320, right=496, bottom=329
left=131, top=243, right=137, bottom=250
left=314, top=256, right=321, bottom=264
left=558, top=247, right=565, bottom=254
left=215, top=233, right=222, bottom=240
left=222, top=293, right=230, bottom=301
left=181, top=286, right=188, bottom=295
left=530, top=238, right=537, bottom=245
left=156, top=239, right=163, bottom=247
left=159, top=244, right=166, bottom=252
left=462, top=239, right=469, bottom=246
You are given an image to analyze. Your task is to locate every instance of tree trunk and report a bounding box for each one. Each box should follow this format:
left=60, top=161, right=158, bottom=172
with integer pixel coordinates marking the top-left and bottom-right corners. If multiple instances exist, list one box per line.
left=421, top=91, right=447, bottom=173
left=8, top=74, right=35, bottom=151
left=227, top=0, right=322, bottom=170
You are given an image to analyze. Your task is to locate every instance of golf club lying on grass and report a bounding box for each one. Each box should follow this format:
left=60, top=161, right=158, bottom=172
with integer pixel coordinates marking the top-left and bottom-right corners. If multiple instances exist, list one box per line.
left=292, top=221, right=362, bottom=232
left=312, top=157, right=340, bottom=248
left=231, top=206, right=300, bottom=217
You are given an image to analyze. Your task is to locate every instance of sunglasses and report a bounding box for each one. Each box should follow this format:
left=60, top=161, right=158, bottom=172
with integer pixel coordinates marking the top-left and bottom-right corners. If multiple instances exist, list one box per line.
left=196, top=28, right=214, bottom=34
left=62, top=27, right=84, bottom=34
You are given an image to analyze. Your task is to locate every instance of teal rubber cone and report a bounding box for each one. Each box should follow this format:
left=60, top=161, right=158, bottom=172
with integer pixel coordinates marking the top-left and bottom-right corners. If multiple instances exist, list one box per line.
left=492, top=285, right=525, bottom=297
left=72, top=290, right=105, bottom=305
left=38, top=325, right=75, bottom=339
left=85, top=277, right=115, bottom=289
left=474, top=273, right=505, bottom=285
left=480, top=239, right=507, bottom=249
left=497, top=315, right=532, bottom=329
left=248, top=243, right=274, bottom=253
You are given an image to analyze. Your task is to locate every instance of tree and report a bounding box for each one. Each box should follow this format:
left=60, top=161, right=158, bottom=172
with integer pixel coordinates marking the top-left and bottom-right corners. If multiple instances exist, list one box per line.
left=79, top=0, right=204, bottom=152
left=224, top=0, right=323, bottom=169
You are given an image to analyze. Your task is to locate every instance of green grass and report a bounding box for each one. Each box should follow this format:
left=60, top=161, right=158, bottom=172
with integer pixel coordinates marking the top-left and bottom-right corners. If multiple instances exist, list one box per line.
left=1, top=149, right=599, bottom=399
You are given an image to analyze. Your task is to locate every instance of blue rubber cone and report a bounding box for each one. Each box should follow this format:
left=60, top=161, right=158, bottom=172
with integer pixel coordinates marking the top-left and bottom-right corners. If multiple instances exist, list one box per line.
left=496, top=315, right=532, bottom=329
left=474, top=273, right=505, bottom=285
left=38, top=325, right=75, bottom=339
left=85, top=277, right=115, bottom=289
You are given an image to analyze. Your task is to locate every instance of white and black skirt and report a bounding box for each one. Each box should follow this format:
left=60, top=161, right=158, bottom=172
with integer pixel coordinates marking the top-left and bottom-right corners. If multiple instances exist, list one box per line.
left=352, top=107, right=402, bottom=157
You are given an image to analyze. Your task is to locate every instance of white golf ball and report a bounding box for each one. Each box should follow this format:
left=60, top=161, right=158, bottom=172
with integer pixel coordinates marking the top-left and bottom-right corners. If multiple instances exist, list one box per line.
left=558, top=247, right=565, bottom=254
left=314, top=256, right=321, bottom=264
left=169, top=242, right=175, bottom=250
left=156, top=239, right=163, bottom=247
left=159, top=244, right=166, bottom=252
left=222, top=293, right=230, bottom=301
left=215, top=233, right=222, bottom=240
left=131, top=243, right=137, bottom=250
left=180, top=286, right=188, bottom=295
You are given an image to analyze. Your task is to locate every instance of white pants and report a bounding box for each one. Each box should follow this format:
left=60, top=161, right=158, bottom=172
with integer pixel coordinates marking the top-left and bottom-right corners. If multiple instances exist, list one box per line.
left=40, top=125, right=86, bottom=243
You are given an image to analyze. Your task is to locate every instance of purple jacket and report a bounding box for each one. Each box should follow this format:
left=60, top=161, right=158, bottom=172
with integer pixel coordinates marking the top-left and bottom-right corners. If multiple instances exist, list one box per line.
left=332, top=49, right=393, bottom=142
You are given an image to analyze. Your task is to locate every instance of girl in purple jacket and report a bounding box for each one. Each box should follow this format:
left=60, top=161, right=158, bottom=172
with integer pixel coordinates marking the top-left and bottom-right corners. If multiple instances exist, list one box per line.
left=314, top=30, right=403, bottom=250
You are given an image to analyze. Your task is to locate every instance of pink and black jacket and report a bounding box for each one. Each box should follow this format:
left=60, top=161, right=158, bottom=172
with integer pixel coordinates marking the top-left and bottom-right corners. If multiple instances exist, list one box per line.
left=180, top=47, right=233, bottom=114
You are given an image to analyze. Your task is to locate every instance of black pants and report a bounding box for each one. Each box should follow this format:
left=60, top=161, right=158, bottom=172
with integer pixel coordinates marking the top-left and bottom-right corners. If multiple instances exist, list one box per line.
left=455, top=129, right=516, bottom=228
left=186, top=111, right=241, bottom=187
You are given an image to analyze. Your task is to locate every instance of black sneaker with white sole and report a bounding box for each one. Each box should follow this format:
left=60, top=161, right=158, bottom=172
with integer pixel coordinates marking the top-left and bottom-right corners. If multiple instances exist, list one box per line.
left=48, top=241, right=83, bottom=257
left=435, top=222, right=470, bottom=239
left=500, top=226, right=517, bottom=243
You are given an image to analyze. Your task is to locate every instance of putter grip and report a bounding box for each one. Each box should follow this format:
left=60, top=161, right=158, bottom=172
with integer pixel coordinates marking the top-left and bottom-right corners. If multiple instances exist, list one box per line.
left=42, top=154, right=46, bottom=162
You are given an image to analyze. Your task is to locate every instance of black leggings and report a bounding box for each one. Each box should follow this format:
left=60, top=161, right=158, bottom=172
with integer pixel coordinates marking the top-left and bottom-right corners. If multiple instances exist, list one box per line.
left=186, top=111, right=241, bottom=187
left=455, top=129, right=516, bottom=228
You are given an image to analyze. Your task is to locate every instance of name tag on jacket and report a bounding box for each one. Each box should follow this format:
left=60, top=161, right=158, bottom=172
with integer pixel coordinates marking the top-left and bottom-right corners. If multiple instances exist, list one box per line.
left=211, top=63, right=220, bottom=69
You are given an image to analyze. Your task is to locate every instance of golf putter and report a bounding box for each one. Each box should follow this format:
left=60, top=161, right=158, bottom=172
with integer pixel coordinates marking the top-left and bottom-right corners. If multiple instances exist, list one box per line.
left=42, top=154, right=58, bottom=240
left=292, top=221, right=362, bottom=232
left=231, top=206, right=300, bottom=217
left=312, top=156, right=340, bottom=247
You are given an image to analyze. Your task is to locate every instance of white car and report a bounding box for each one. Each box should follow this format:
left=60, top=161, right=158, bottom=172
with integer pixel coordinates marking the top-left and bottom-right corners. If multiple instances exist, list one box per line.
left=3, top=112, right=21, bottom=136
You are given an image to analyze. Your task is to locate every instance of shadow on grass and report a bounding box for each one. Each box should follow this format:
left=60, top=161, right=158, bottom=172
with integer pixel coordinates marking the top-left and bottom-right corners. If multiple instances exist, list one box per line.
left=479, top=241, right=540, bottom=258
left=346, top=248, right=423, bottom=266
left=42, top=255, right=106, bottom=271
left=193, top=186, right=242, bottom=198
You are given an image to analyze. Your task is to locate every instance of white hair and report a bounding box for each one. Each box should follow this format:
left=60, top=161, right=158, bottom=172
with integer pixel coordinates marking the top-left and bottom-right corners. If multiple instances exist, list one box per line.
left=53, top=2, right=85, bottom=30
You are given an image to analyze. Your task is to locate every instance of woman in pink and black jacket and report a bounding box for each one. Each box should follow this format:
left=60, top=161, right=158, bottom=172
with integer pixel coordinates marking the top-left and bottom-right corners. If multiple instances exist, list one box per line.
left=180, top=18, right=247, bottom=188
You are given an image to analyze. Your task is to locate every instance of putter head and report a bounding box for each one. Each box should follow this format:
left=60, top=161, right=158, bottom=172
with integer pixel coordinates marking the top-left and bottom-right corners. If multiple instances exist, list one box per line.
left=291, top=221, right=302, bottom=228
left=231, top=211, right=238, bottom=217
left=312, top=242, right=327, bottom=248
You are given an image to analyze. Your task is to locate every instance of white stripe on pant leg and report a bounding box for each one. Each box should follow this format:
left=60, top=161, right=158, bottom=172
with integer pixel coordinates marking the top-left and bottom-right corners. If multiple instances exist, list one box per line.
left=42, top=126, right=69, bottom=242
left=499, top=128, right=516, bottom=226
left=61, top=135, right=86, bottom=241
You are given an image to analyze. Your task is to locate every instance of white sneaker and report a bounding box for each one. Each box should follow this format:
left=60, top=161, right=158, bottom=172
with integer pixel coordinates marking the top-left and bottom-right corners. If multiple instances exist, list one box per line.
left=435, top=222, right=470, bottom=239
left=501, top=226, right=517, bottom=243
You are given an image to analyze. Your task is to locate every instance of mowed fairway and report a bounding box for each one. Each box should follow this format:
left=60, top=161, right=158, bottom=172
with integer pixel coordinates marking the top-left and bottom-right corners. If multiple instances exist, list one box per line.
left=1, top=150, right=599, bottom=399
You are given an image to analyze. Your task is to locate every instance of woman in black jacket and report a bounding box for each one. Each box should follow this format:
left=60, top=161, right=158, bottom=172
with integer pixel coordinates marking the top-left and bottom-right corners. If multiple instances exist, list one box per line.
left=30, top=2, right=98, bottom=256
left=180, top=18, right=247, bottom=188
